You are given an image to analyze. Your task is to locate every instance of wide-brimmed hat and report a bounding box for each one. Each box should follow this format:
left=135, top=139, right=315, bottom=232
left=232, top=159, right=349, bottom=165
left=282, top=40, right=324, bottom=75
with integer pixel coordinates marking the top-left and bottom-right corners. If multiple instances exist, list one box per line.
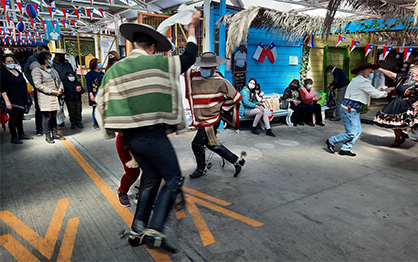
left=195, top=52, right=226, bottom=68
left=119, top=23, right=171, bottom=52
left=53, top=48, right=66, bottom=54
left=351, top=63, right=381, bottom=74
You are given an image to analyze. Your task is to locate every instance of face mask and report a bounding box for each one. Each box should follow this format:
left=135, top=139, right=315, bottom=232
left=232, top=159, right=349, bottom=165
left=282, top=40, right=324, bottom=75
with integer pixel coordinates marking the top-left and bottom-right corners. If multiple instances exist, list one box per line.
left=49, top=60, right=54, bottom=67
left=307, top=84, right=313, bottom=89
left=5, top=63, right=15, bottom=69
left=109, top=57, right=116, bottom=64
left=328, top=72, right=333, bottom=75
left=200, top=69, right=212, bottom=78
left=68, top=76, right=75, bottom=82
left=368, top=73, right=374, bottom=80
left=46, top=68, right=52, bottom=73
left=248, top=83, right=255, bottom=89
left=98, top=63, right=103, bottom=69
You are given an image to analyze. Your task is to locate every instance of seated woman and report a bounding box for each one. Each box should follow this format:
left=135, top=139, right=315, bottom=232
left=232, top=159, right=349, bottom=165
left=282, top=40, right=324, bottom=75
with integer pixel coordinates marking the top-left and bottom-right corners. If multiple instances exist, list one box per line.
left=280, top=79, right=306, bottom=126
left=300, top=78, right=324, bottom=126
left=239, top=78, right=275, bottom=136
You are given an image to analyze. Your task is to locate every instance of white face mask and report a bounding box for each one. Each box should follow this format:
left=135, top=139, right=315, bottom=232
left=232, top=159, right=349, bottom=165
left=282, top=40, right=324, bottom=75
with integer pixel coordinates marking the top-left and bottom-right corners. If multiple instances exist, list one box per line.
left=248, top=83, right=255, bottom=89
left=68, top=76, right=75, bottom=82
left=5, top=63, right=15, bottom=69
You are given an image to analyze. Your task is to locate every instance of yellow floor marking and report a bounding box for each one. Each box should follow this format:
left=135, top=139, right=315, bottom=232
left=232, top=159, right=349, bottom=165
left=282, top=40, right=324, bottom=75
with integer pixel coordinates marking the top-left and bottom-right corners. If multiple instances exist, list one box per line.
left=183, top=187, right=231, bottom=206
left=61, top=139, right=172, bottom=262
left=188, top=195, right=264, bottom=227
left=185, top=196, right=216, bottom=246
left=0, top=234, right=41, bottom=262
left=57, top=217, right=80, bottom=262
left=0, top=198, right=70, bottom=259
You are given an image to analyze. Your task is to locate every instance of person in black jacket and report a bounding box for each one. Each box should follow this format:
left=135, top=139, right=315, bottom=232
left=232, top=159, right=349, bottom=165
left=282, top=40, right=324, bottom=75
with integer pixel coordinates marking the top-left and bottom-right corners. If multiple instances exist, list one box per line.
left=24, top=45, right=49, bottom=136
left=326, top=65, right=349, bottom=121
left=1, top=54, right=33, bottom=144
left=280, top=79, right=306, bottom=126
left=62, top=72, right=84, bottom=129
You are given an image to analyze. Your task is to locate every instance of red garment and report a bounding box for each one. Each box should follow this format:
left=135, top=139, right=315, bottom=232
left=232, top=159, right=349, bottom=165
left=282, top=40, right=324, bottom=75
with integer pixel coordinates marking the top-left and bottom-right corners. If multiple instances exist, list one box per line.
left=300, top=87, right=316, bottom=105
left=116, top=133, right=143, bottom=194
left=1, top=109, right=9, bottom=131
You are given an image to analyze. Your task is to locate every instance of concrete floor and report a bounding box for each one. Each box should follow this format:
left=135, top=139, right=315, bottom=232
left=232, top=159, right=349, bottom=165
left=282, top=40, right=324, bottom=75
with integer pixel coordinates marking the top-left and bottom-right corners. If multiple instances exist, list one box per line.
left=1, top=99, right=417, bottom=262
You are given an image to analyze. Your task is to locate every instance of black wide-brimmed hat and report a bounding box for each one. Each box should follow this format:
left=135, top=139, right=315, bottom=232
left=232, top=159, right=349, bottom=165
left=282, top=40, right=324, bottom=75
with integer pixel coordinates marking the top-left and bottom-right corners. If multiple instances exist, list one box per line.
left=119, top=23, right=171, bottom=52
left=194, top=52, right=226, bottom=68
left=351, top=63, right=381, bottom=74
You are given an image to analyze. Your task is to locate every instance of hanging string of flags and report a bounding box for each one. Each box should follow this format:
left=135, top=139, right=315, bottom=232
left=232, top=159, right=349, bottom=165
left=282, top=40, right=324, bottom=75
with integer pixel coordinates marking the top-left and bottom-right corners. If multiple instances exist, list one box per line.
left=252, top=42, right=278, bottom=64
left=305, top=35, right=416, bottom=61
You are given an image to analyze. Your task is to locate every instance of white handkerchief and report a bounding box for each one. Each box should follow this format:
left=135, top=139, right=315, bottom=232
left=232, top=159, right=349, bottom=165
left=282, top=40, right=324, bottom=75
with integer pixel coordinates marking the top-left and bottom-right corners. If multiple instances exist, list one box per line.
left=157, top=4, right=196, bottom=35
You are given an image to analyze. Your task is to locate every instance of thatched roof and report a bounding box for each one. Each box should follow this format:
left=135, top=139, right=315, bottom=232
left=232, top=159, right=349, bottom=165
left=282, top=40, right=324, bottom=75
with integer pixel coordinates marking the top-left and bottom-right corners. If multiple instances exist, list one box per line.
left=218, top=5, right=418, bottom=56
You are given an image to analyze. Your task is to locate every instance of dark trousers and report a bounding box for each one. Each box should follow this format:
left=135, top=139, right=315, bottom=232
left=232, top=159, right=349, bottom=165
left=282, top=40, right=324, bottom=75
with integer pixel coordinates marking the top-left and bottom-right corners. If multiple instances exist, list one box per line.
left=334, top=86, right=347, bottom=118
left=92, top=105, right=98, bottom=126
left=123, top=125, right=182, bottom=233
left=8, top=108, right=25, bottom=138
left=290, top=103, right=306, bottom=124
left=65, top=100, right=82, bottom=124
left=304, top=103, right=323, bottom=124
left=116, top=133, right=142, bottom=194
left=33, top=89, right=43, bottom=132
left=42, top=111, right=58, bottom=132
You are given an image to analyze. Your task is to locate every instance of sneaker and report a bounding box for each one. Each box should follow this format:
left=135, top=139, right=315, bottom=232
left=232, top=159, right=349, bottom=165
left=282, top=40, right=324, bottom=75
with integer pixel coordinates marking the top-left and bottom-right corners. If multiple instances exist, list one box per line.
left=36, top=131, right=43, bottom=136
left=189, top=169, right=206, bottom=179
left=11, top=137, right=23, bottom=144
left=77, top=122, right=84, bottom=129
left=306, top=122, right=315, bottom=126
left=19, top=134, right=33, bottom=140
left=316, top=123, right=325, bottom=126
left=93, top=125, right=100, bottom=130
left=71, top=123, right=77, bottom=129
left=118, top=191, right=131, bottom=207
left=23, top=116, right=32, bottom=120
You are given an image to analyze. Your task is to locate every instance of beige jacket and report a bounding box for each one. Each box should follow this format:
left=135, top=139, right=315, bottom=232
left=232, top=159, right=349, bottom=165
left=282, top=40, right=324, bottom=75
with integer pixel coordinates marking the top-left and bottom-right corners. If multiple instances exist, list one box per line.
left=31, top=62, right=64, bottom=111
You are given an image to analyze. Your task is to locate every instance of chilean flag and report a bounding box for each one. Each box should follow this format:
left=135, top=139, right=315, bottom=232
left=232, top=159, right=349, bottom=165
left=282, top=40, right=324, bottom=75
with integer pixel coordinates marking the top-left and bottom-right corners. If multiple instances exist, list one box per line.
left=266, top=42, right=278, bottom=64
left=365, top=44, right=374, bottom=57
left=350, top=40, right=359, bottom=53
left=253, top=42, right=267, bottom=63
left=304, top=35, right=315, bottom=48
left=335, top=36, right=346, bottom=47
left=404, top=47, right=413, bottom=61
left=86, top=8, right=94, bottom=20
left=382, top=46, right=392, bottom=60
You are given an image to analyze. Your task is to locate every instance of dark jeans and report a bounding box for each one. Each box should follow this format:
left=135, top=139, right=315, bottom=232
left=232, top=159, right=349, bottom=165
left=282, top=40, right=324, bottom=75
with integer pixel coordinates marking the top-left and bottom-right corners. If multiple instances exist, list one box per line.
left=65, top=100, right=82, bottom=124
left=290, top=103, right=306, bottom=124
left=8, top=107, right=25, bottom=138
left=33, top=89, right=43, bottom=132
left=123, top=125, right=182, bottom=233
left=304, top=103, right=323, bottom=124
left=42, top=111, right=58, bottom=132
left=92, top=105, right=98, bottom=126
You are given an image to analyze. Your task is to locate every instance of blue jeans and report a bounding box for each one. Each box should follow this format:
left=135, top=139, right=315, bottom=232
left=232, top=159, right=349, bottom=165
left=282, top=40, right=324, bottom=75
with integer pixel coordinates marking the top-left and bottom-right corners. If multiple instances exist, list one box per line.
left=329, top=107, right=362, bottom=151
left=92, top=105, right=98, bottom=126
left=123, top=125, right=182, bottom=233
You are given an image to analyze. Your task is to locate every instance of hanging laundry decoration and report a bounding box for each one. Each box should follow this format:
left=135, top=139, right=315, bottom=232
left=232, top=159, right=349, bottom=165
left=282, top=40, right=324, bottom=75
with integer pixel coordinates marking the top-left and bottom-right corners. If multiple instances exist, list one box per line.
left=403, top=47, right=413, bottom=61
left=304, top=35, right=315, bottom=48
left=350, top=40, right=359, bottom=53
left=253, top=42, right=267, bottom=63
left=266, top=42, right=277, bottom=64
left=86, top=8, right=94, bottom=20
left=98, top=8, right=105, bottom=17
left=382, top=46, right=392, bottom=60
left=335, top=36, right=346, bottom=47
left=365, top=44, right=374, bottom=57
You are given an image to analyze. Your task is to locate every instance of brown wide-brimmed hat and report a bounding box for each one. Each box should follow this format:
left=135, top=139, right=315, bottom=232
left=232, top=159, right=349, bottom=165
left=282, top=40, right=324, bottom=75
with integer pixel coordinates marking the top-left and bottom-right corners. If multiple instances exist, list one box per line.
left=119, top=23, right=171, bottom=52
left=351, top=63, right=381, bottom=74
left=53, top=48, right=66, bottom=54
left=194, top=52, right=226, bottom=68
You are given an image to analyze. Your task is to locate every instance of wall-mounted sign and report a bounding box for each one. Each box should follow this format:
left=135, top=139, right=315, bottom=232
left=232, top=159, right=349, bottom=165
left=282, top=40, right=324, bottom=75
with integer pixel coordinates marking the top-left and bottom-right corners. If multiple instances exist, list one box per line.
left=289, top=56, right=298, bottom=66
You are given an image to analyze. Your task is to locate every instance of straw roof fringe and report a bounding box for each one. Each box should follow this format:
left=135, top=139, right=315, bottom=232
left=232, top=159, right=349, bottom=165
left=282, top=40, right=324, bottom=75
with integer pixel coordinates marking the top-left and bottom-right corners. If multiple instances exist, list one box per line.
left=218, top=6, right=418, bottom=56
left=415, top=0, right=418, bottom=25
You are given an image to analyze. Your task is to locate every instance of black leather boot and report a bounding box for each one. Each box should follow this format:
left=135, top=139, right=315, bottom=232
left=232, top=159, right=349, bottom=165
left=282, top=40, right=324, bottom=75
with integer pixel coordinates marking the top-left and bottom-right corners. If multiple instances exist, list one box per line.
left=208, top=145, right=245, bottom=176
left=190, top=143, right=206, bottom=179
left=52, top=128, right=66, bottom=140
left=45, top=131, right=55, bottom=144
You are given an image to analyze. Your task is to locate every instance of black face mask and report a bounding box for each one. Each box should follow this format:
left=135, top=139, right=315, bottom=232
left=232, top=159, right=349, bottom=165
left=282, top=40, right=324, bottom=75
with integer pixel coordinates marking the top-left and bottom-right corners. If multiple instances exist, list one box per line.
left=58, top=56, right=65, bottom=63
left=109, top=57, right=117, bottom=64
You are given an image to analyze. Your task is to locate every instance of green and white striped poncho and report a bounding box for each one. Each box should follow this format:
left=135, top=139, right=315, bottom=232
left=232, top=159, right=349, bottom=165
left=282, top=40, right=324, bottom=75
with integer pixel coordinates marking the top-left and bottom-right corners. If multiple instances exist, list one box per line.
left=95, top=49, right=186, bottom=139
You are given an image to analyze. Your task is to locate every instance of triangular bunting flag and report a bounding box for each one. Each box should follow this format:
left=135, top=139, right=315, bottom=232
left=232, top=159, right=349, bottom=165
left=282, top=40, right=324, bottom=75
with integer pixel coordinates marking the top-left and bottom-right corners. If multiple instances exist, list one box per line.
left=90, top=0, right=93, bottom=4
left=98, top=8, right=105, bottom=17
left=126, top=0, right=129, bottom=5
left=108, top=0, right=112, bottom=4
left=6, top=16, right=11, bottom=26
left=304, top=35, right=315, bottom=48
left=47, top=7, right=56, bottom=18
left=17, top=1, right=23, bottom=14
left=30, top=19, right=36, bottom=28
left=41, top=20, right=46, bottom=30
left=403, top=47, right=413, bottom=61
left=365, top=44, right=374, bottom=57
left=71, top=20, right=77, bottom=28
left=350, top=40, right=360, bottom=53
left=74, top=8, right=82, bottom=20
left=62, top=8, right=70, bottom=20
left=335, top=36, right=346, bottom=47
left=61, top=20, right=67, bottom=28
left=51, top=20, right=56, bottom=29
left=382, top=46, right=392, bottom=60
left=1, top=0, right=9, bottom=13
left=86, top=8, right=94, bottom=20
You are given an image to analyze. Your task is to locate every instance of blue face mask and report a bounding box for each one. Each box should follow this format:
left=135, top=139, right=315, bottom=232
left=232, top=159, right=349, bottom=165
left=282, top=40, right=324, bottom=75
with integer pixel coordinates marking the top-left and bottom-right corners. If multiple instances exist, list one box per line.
left=307, top=84, right=313, bottom=89
left=49, top=60, right=54, bottom=67
left=200, top=69, right=212, bottom=78
left=368, top=73, right=374, bottom=80
left=98, top=63, right=103, bottom=69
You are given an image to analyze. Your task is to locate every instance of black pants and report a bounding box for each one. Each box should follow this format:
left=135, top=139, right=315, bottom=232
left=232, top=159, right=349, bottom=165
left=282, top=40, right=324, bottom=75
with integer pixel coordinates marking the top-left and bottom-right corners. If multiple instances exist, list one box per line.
left=65, top=100, right=82, bottom=124
left=8, top=107, right=25, bottom=138
left=191, top=122, right=238, bottom=171
left=34, top=89, right=43, bottom=132
left=304, top=103, right=323, bottom=124
left=290, top=103, right=306, bottom=124
left=42, top=111, right=58, bottom=132
left=123, top=125, right=182, bottom=233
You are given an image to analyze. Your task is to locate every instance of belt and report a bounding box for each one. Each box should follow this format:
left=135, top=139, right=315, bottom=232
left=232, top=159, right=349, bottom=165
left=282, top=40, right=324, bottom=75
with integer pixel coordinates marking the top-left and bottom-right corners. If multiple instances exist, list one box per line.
left=341, top=105, right=358, bottom=113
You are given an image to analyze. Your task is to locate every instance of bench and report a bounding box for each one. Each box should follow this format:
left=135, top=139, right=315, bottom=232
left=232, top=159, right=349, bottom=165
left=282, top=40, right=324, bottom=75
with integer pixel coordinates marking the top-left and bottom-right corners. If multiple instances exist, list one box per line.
left=239, top=109, right=289, bottom=121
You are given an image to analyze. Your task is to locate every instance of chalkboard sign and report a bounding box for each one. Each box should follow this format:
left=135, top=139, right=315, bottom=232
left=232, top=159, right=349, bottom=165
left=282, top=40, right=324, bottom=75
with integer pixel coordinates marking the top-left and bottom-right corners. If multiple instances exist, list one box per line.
left=233, top=72, right=246, bottom=92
